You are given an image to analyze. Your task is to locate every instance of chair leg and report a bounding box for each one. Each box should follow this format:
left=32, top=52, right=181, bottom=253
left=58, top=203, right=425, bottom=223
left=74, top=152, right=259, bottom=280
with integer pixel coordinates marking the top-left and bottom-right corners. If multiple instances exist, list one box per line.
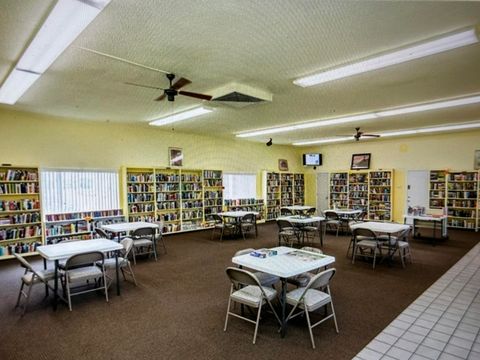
left=132, top=246, right=137, bottom=265
left=352, top=244, right=357, bottom=264
left=305, top=309, right=316, bottom=349
left=252, top=304, right=262, bottom=344
left=152, top=242, right=158, bottom=261
left=224, top=297, right=232, bottom=332
left=66, top=278, right=72, bottom=311
left=22, top=284, right=33, bottom=316
left=127, top=263, right=138, bottom=286
left=15, top=281, right=25, bottom=308
left=372, top=248, right=377, bottom=270
left=103, top=271, right=109, bottom=303
left=335, top=225, right=339, bottom=237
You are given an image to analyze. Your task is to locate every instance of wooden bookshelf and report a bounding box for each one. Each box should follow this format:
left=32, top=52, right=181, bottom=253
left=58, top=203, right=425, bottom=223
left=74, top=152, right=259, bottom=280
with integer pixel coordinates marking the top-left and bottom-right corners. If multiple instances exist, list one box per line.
left=368, top=170, right=393, bottom=221
left=329, top=172, right=348, bottom=209
left=348, top=171, right=369, bottom=212
left=126, top=168, right=155, bottom=222
left=264, top=172, right=281, bottom=221
left=155, top=168, right=181, bottom=234
left=293, top=174, right=305, bottom=205
left=203, top=170, right=223, bottom=220
left=44, top=209, right=124, bottom=244
left=280, top=173, right=294, bottom=207
left=0, top=166, right=43, bottom=259
left=429, top=170, right=447, bottom=209
left=180, top=169, right=203, bottom=231
left=446, top=171, right=478, bottom=230
left=224, top=198, right=265, bottom=222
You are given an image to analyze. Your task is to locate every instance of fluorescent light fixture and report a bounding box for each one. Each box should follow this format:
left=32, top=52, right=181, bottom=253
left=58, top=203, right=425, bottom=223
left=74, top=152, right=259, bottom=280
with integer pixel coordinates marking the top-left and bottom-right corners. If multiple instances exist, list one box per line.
left=0, top=0, right=110, bottom=105
left=235, top=94, right=480, bottom=138
left=294, top=27, right=479, bottom=87
left=292, top=122, right=480, bottom=146
left=0, top=69, right=41, bottom=105
left=149, top=107, right=213, bottom=126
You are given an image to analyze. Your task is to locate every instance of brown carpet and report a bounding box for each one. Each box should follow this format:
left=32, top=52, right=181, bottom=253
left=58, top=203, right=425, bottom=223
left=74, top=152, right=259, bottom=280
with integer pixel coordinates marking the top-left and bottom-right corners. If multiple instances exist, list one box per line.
left=0, top=223, right=478, bottom=360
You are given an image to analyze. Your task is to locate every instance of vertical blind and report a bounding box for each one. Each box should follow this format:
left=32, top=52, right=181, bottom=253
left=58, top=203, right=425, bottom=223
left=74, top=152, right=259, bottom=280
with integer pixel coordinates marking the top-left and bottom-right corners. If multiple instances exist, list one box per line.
left=223, top=173, right=256, bottom=200
left=41, top=169, right=120, bottom=214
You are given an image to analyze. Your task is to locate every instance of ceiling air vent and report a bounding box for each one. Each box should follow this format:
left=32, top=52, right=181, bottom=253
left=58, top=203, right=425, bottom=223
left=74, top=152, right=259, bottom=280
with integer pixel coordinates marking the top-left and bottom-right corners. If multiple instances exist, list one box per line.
left=211, top=83, right=272, bottom=108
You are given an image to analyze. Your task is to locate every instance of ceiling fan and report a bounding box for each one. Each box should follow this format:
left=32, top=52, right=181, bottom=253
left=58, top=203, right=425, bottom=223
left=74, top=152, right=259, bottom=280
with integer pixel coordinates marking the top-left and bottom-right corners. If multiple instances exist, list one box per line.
left=125, top=73, right=212, bottom=102
left=337, top=127, right=381, bottom=141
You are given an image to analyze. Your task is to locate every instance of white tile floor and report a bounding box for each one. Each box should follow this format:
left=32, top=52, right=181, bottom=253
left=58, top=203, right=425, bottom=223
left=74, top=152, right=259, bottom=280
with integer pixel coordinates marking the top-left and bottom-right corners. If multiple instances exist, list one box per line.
left=354, top=242, right=480, bottom=360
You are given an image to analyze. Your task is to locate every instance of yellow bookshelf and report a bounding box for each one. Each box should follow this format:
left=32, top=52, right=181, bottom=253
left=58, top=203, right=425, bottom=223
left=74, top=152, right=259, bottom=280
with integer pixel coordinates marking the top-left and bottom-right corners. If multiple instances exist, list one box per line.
left=203, top=170, right=223, bottom=220
left=348, top=171, right=369, bottom=212
left=329, top=172, right=348, bottom=209
left=293, top=174, right=305, bottom=205
left=126, top=168, right=156, bottom=222
left=180, top=169, right=203, bottom=231
left=264, top=171, right=281, bottom=220
left=446, top=171, right=478, bottom=230
left=155, top=168, right=181, bottom=234
left=368, top=170, right=393, bottom=221
left=280, top=173, right=294, bottom=207
left=429, top=170, right=447, bottom=209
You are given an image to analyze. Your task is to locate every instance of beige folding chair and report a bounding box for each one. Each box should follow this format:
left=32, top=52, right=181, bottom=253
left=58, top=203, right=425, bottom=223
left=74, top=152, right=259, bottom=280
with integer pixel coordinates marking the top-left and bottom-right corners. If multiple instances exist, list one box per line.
left=131, top=227, right=157, bottom=264
left=234, top=249, right=279, bottom=287
left=210, top=214, right=236, bottom=241
left=302, top=220, right=324, bottom=247
left=224, top=267, right=281, bottom=344
left=276, top=219, right=299, bottom=246
left=285, top=268, right=339, bottom=349
left=351, top=228, right=383, bottom=269
left=323, top=211, right=341, bottom=236
left=379, top=227, right=413, bottom=268
left=62, top=251, right=109, bottom=311
left=13, top=253, right=56, bottom=316
left=98, top=238, right=137, bottom=286
left=239, top=213, right=256, bottom=240
left=287, top=247, right=324, bottom=287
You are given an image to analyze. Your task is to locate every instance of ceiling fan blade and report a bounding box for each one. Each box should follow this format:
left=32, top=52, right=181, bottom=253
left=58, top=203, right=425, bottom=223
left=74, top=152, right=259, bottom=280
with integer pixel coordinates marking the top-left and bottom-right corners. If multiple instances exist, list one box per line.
left=172, top=77, right=192, bottom=90
left=335, top=135, right=353, bottom=137
left=124, top=82, right=165, bottom=90
left=155, top=93, right=167, bottom=101
left=362, top=134, right=381, bottom=137
left=179, top=91, right=212, bottom=101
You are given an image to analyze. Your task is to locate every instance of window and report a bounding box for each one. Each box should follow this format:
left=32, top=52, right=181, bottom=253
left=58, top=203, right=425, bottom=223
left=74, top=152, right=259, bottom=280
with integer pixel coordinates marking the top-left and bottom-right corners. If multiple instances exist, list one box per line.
left=223, top=173, right=256, bottom=200
left=41, top=169, right=120, bottom=214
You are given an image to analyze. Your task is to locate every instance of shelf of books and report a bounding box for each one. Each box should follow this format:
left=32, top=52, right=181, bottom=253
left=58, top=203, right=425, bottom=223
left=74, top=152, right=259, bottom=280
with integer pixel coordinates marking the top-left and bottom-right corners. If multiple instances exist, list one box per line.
left=429, top=170, right=447, bottom=209
left=0, top=166, right=43, bottom=259
left=368, top=170, right=393, bottom=221
left=264, top=172, right=281, bottom=221
left=44, top=209, right=124, bottom=244
left=293, top=174, right=305, bottom=205
left=446, top=171, right=478, bottom=230
left=224, top=198, right=265, bottom=222
left=180, top=169, right=203, bottom=231
left=280, top=173, right=294, bottom=207
left=203, top=170, right=223, bottom=221
left=126, top=168, right=156, bottom=223
left=348, top=171, right=369, bottom=212
left=155, top=168, right=181, bottom=234
left=329, top=172, right=348, bottom=209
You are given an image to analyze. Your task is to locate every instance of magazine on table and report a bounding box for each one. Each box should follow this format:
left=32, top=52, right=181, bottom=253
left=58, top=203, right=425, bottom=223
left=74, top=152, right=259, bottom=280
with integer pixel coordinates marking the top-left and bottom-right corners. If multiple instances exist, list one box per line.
left=286, top=250, right=325, bottom=262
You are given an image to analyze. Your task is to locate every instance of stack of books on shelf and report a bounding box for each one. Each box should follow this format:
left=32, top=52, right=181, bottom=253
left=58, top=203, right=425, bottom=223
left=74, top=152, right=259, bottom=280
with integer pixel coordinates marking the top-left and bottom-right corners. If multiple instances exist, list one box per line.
left=203, top=170, right=223, bottom=217
left=224, top=198, right=265, bottom=221
left=330, top=172, right=348, bottom=209
left=293, top=174, right=305, bottom=205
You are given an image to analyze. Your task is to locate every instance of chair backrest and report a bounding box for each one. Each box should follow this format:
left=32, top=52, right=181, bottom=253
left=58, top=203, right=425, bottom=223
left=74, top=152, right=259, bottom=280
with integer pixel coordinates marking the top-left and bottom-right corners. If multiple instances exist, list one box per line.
left=226, top=267, right=261, bottom=288
left=398, top=226, right=411, bottom=241
left=324, top=211, right=339, bottom=220
left=95, top=227, right=110, bottom=239
left=306, top=207, right=316, bottom=215
left=301, top=246, right=323, bottom=254
left=13, top=253, right=47, bottom=282
left=241, top=213, right=255, bottom=224
left=132, top=227, right=155, bottom=238
left=276, top=219, right=294, bottom=231
left=308, top=268, right=336, bottom=290
left=120, top=237, right=134, bottom=257
left=352, top=227, right=377, bottom=239
left=357, top=211, right=367, bottom=221
left=209, top=214, right=223, bottom=224
left=281, top=208, right=293, bottom=216
left=234, top=248, right=255, bottom=257
left=65, top=251, right=104, bottom=270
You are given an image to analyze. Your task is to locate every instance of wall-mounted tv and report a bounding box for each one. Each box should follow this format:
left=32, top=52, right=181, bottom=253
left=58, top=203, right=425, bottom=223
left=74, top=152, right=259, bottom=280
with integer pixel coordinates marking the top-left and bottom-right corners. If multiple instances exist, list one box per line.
left=303, top=153, right=322, bottom=166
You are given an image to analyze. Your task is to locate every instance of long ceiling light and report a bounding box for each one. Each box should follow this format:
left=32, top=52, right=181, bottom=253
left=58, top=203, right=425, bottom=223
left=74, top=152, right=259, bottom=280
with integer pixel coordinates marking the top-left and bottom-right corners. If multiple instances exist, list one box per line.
left=294, top=27, right=479, bottom=87
left=0, top=0, right=111, bottom=105
left=149, top=106, right=213, bottom=126
left=292, top=122, right=480, bottom=146
left=235, top=94, right=480, bottom=138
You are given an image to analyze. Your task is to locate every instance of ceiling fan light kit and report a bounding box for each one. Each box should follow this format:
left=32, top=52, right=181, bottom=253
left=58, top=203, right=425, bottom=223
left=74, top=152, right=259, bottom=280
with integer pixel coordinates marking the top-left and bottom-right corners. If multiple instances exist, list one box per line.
left=0, top=0, right=111, bottom=105
left=149, top=106, right=213, bottom=127
left=293, top=26, right=479, bottom=87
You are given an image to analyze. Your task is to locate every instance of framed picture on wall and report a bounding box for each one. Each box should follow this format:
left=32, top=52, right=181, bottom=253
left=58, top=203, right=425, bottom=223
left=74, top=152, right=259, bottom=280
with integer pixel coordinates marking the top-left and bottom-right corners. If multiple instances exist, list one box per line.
left=351, top=153, right=371, bottom=170
left=169, top=147, right=183, bottom=167
left=475, top=150, right=480, bottom=170
left=278, top=159, right=289, bottom=171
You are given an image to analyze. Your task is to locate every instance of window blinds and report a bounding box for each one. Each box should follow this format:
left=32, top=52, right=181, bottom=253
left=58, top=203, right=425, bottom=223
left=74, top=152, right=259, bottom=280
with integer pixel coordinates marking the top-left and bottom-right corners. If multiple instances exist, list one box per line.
left=223, top=173, right=256, bottom=200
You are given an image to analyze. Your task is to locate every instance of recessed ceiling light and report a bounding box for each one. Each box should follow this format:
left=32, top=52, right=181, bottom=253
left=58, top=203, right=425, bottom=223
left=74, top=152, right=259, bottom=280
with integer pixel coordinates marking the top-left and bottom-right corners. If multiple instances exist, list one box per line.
left=0, top=70, right=41, bottom=105
left=149, top=106, right=213, bottom=126
left=292, top=122, right=480, bottom=146
left=294, top=27, right=479, bottom=87
left=235, top=94, right=480, bottom=138
left=0, top=0, right=111, bottom=105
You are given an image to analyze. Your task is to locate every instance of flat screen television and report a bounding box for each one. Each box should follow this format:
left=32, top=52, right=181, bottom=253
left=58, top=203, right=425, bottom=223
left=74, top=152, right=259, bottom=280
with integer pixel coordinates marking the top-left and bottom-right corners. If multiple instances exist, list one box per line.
left=303, top=153, right=322, bottom=166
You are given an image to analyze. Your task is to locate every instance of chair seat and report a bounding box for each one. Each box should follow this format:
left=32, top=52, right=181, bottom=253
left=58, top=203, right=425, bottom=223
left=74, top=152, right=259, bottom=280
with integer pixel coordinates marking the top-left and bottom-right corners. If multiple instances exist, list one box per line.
left=66, top=266, right=103, bottom=282
left=326, top=220, right=341, bottom=225
left=254, top=272, right=279, bottom=287
left=230, top=285, right=277, bottom=308
left=96, top=257, right=128, bottom=269
left=356, top=239, right=379, bottom=248
left=279, top=230, right=296, bottom=236
left=288, top=272, right=315, bottom=287
left=133, top=239, right=153, bottom=247
left=397, top=240, right=409, bottom=248
left=22, top=268, right=56, bottom=285
left=286, top=287, right=331, bottom=312
left=303, top=226, right=318, bottom=232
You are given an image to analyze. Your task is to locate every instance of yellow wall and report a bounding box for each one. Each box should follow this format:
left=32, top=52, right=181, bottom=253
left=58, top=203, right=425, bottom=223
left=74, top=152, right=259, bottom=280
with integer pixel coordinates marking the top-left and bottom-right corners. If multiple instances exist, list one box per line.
left=0, top=108, right=302, bottom=199
left=298, top=130, right=480, bottom=222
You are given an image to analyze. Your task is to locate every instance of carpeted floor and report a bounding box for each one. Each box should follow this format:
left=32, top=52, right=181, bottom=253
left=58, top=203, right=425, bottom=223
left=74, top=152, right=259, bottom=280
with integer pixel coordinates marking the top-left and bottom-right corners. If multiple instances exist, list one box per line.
left=0, top=223, right=478, bottom=360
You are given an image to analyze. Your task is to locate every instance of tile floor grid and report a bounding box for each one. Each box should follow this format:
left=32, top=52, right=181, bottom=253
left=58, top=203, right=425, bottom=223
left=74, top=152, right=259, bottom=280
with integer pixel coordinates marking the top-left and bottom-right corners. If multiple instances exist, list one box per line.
left=355, top=243, right=480, bottom=360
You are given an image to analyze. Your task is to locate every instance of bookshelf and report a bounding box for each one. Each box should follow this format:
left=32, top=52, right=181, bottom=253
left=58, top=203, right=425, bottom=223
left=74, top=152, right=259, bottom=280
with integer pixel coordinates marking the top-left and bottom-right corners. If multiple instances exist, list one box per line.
left=264, top=172, right=281, bottom=220
left=203, top=170, right=223, bottom=219
left=446, top=171, right=478, bottom=230
left=0, top=166, right=43, bottom=259
left=155, top=168, right=181, bottom=234
left=44, top=209, right=124, bottom=244
left=293, top=174, right=305, bottom=205
left=126, top=168, right=155, bottom=222
left=180, top=169, right=203, bottom=231
left=329, top=172, right=348, bottom=209
left=280, top=173, right=294, bottom=207
left=368, top=170, right=393, bottom=221
left=429, top=170, right=447, bottom=209
left=348, top=171, right=369, bottom=212
left=224, top=198, right=265, bottom=222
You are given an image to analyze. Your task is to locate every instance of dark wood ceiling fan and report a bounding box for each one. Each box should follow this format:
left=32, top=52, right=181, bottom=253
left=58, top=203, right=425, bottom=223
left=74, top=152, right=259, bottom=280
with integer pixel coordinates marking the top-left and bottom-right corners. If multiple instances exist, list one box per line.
left=337, top=127, right=381, bottom=141
left=125, top=73, right=212, bottom=102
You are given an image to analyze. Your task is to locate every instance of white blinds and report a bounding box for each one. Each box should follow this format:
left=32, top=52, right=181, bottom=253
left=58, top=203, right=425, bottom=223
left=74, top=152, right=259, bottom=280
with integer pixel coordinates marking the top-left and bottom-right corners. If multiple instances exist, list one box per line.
left=223, top=173, right=256, bottom=200
left=41, top=169, right=120, bottom=214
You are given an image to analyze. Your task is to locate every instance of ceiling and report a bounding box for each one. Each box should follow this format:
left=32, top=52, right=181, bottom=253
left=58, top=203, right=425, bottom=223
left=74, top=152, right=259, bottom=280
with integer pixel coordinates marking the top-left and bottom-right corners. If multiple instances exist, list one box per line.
left=1, top=0, right=480, bottom=144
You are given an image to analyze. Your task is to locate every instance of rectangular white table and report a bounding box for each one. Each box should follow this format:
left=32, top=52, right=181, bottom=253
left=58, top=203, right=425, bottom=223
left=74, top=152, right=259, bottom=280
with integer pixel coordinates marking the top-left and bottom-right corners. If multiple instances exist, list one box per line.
left=281, top=205, right=315, bottom=215
left=326, top=209, right=362, bottom=218
left=101, top=221, right=160, bottom=239
left=232, top=246, right=335, bottom=337
left=404, top=214, right=448, bottom=243
left=37, top=239, right=123, bottom=310
left=277, top=215, right=326, bottom=245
